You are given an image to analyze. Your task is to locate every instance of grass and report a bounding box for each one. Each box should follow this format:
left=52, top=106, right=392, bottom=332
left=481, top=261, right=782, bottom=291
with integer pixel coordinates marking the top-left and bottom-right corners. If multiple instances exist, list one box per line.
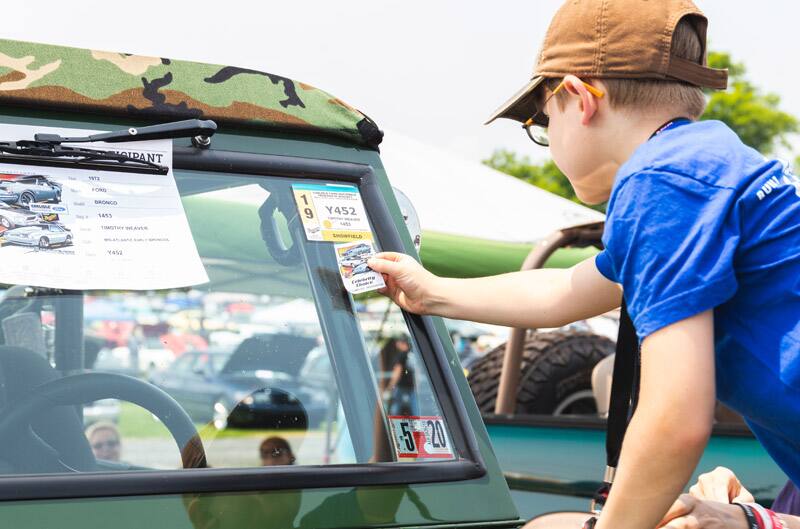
left=117, top=402, right=318, bottom=441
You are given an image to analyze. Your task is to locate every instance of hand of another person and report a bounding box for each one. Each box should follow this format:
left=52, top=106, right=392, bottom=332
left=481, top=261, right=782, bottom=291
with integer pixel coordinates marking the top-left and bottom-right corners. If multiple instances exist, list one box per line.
left=657, top=494, right=748, bottom=529
left=368, top=252, right=439, bottom=315
left=689, top=466, right=755, bottom=503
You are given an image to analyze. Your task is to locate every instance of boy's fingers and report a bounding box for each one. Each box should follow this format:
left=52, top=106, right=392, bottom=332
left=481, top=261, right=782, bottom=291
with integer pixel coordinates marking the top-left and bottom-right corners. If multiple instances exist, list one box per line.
left=657, top=495, right=694, bottom=527
left=732, top=490, right=755, bottom=503
left=368, top=255, right=406, bottom=275
left=661, top=516, right=697, bottom=529
left=372, top=251, right=406, bottom=262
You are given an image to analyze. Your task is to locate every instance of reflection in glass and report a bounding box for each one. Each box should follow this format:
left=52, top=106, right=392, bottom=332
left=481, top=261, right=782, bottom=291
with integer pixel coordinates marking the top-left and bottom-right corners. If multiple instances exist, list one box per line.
left=0, top=173, right=453, bottom=480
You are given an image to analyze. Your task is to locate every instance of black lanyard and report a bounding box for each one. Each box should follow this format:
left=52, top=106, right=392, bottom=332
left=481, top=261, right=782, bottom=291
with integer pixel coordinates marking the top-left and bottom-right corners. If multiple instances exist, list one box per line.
left=649, top=117, right=691, bottom=140
left=591, top=299, right=640, bottom=514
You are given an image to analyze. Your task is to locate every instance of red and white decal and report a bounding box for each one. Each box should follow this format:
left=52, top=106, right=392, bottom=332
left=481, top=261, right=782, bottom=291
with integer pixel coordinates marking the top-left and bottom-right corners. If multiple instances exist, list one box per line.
left=388, top=415, right=454, bottom=459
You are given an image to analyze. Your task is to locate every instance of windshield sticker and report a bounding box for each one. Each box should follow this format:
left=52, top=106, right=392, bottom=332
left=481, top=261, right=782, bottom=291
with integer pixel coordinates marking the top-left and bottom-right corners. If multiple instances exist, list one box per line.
left=388, top=415, right=454, bottom=460
left=334, top=241, right=385, bottom=294
left=292, top=183, right=373, bottom=242
left=0, top=123, right=208, bottom=290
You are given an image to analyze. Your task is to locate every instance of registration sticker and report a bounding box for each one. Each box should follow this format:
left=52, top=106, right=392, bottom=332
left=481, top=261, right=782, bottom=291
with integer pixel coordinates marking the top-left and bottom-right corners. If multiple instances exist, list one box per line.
left=292, top=183, right=373, bottom=242
left=388, top=415, right=454, bottom=460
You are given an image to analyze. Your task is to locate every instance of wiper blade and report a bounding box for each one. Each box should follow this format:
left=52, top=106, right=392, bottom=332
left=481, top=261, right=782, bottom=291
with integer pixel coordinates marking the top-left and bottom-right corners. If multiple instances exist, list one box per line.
left=0, top=143, right=168, bottom=173
left=0, top=119, right=217, bottom=174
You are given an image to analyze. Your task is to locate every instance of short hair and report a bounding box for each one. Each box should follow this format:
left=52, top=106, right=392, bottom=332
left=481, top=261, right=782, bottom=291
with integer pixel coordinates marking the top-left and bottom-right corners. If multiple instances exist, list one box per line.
left=548, top=16, right=707, bottom=119
left=260, top=436, right=293, bottom=455
left=85, top=421, right=120, bottom=441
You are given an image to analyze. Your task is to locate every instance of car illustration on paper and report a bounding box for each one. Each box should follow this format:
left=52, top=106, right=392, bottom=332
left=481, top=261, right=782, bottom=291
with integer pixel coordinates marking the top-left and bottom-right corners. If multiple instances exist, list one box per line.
left=339, top=258, right=364, bottom=268
left=0, top=202, right=40, bottom=229
left=350, top=262, right=372, bottom=276
left=340, top=243, right=372, bottom=260
left=0, top=188, right=17, bottom=204
left=0, top=174, right=62, bottom=205
left=2, top=223, right=72, bottom=248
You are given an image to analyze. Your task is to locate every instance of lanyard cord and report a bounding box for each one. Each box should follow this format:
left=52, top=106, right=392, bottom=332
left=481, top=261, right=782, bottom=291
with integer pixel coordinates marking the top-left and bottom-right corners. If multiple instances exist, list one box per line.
left=650, top=117, right=692, bottom=140
left=591, top=299, right=641, bottom=513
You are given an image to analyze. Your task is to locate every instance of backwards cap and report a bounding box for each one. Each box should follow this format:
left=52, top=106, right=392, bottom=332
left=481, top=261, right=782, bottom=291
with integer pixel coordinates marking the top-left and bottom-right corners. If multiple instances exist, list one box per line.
left=485, top=0, right=728, bottom=125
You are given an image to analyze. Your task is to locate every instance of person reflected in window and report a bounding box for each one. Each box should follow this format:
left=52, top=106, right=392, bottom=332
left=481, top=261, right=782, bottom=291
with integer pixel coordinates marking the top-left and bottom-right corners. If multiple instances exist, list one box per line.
left=86, top=422, right=121, bottom=462
left=259, top=436, right=295, bottom=466
left=379, top=336, right=419, bottom=416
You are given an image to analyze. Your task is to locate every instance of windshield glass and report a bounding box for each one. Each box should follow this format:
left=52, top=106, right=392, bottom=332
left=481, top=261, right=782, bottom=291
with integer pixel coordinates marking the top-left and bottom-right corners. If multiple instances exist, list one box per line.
left=0, top=170, right=455, bottom=477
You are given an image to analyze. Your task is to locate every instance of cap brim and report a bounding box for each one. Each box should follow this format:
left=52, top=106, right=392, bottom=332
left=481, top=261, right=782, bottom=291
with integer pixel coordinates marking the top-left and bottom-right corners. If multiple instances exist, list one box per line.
left=484, top=76, right=545, bottom=125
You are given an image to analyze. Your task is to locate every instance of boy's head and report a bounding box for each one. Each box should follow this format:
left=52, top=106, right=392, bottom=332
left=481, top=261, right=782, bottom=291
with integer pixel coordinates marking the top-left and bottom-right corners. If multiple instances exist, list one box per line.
left=486, top=0, right=728, bottom=204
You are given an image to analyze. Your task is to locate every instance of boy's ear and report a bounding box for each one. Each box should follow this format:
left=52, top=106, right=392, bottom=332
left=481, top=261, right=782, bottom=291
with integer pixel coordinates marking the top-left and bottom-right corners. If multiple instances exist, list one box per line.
left=562, top=75, right=600, bottom=126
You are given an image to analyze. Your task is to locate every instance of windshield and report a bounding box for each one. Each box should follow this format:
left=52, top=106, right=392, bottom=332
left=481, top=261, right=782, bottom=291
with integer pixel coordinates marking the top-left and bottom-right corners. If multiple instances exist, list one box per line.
left=0, top=170, right=455, bottom=479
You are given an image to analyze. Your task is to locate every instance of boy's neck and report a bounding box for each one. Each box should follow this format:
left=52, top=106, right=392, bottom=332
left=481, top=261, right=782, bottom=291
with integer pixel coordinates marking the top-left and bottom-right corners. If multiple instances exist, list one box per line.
left=606, top=110, right=689, bottom=167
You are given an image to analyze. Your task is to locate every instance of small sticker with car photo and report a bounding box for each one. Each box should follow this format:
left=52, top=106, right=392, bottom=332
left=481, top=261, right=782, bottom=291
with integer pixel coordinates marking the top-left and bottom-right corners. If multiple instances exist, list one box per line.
left=334, top=241, right=385, bottom=294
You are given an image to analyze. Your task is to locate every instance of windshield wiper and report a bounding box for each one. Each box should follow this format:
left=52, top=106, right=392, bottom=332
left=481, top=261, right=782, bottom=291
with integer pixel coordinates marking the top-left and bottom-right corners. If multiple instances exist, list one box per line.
left=0, top=119, right=217, bottom=175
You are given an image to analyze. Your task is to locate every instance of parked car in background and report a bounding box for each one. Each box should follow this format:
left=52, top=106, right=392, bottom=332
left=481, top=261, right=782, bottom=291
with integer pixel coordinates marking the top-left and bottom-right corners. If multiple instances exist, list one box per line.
left=0, top=175, right=62, bottom=205
left=1, top=223, right=72, bottom=248
left=151, top=335, right=328, bottom=430
left=0, top=202, right=40, bottom=229
left=94, top=335, right=176, bottom=376
left=82, top=399, right=121, bottom=426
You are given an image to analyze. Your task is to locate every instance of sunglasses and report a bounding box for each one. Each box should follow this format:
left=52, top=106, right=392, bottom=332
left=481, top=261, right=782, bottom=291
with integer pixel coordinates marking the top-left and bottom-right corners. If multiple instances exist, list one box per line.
left=91, top=439, right=120, bottom=450
left=523, top=78, right=605, bottom=147
left=260, top=447, right=291, bottom=458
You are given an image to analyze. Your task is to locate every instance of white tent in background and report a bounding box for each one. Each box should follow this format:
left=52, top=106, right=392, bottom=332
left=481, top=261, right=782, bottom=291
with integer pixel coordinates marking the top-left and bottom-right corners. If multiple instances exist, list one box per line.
left=379, top=131, right=604, bottom=243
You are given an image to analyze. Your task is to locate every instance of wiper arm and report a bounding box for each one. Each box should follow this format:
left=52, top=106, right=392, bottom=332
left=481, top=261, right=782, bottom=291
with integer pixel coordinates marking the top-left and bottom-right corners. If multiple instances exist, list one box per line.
left=33, top=119, right=217, bottom=144
left=0, top=119, right=217, bottom=174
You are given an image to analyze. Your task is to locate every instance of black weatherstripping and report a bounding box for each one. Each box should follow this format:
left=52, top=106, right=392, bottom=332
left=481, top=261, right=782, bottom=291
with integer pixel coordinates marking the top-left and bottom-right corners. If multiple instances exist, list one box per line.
left=0, top=148, right=486, bottom=501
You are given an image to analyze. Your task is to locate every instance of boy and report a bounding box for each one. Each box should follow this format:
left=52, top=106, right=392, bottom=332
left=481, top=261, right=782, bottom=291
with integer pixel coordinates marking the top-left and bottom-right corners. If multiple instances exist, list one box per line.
left=368, top=1, right=800, bottom=529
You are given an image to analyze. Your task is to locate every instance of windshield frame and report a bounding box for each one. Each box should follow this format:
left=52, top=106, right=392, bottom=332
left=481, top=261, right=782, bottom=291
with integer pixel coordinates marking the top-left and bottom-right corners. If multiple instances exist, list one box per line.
left=0, top=145, right=486, bottom=501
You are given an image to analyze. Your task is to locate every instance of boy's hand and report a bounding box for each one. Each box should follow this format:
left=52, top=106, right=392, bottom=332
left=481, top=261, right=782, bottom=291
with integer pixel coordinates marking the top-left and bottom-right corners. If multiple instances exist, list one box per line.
left=657, top=494, right=748, bottom=529
left=689, top=467, right=754, bottom=503
left=368, top=252, right=438, bottom=315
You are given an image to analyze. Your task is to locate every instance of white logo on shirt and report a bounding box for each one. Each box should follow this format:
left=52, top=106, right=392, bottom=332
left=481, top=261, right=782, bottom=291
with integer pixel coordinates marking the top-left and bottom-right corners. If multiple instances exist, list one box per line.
left=756, top=161, right=800, bottom=201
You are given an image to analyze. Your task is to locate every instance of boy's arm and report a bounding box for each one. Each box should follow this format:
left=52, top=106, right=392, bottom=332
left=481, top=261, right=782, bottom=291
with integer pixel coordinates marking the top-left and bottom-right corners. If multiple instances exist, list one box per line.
left=368, top=252, right=621, bottom=328
left=596, top=310, right=716, bottom=529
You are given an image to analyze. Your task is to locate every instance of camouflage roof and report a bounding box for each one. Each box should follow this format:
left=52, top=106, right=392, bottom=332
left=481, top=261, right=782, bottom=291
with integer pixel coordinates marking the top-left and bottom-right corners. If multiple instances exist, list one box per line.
left=0, top=39, right=383, bottom=148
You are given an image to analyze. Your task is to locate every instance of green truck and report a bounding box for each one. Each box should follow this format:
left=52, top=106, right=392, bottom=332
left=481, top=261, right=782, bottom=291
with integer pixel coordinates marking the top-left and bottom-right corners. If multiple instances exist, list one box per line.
left=0, top=39, right=520, bottom=529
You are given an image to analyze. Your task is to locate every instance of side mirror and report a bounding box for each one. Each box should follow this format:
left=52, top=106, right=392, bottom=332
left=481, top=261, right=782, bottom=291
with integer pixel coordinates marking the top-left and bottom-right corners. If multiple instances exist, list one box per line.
left=391, top=187, right=421, bottom=251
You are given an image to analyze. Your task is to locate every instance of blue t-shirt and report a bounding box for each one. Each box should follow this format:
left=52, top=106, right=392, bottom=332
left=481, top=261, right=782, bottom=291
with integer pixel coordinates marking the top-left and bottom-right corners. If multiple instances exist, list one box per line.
left=595, top=120, right=800, bottom=486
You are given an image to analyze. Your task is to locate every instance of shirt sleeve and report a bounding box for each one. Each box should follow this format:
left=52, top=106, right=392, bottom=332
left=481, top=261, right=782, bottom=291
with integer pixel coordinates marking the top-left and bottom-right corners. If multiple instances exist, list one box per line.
left=594, top=249, right=616, bottom=282
left=604, top=171, right=740, bottom=339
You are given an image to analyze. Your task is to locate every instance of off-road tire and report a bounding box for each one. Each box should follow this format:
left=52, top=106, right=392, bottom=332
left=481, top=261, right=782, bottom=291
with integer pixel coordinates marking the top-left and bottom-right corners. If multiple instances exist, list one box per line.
left=467, top=330, right=614, bottom=415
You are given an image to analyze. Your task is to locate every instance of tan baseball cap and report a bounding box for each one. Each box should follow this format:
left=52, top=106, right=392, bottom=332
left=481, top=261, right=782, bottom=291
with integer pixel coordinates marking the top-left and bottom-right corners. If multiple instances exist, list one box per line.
left=485, top=0, right=728, bottom=125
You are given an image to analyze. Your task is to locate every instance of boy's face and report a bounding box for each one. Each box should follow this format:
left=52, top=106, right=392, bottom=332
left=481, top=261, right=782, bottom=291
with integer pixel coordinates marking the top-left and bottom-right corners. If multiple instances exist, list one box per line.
left=543, top=81, right=617, bottom=205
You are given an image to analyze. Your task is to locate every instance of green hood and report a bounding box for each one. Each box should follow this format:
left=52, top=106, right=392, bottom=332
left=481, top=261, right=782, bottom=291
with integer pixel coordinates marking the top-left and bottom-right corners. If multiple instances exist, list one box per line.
left=0, top=39, right=382, bottom=148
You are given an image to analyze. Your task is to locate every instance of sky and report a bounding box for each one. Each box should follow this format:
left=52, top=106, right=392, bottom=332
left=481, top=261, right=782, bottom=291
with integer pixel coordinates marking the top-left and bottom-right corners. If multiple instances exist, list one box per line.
left=2, top=0, right=798, bottom=164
